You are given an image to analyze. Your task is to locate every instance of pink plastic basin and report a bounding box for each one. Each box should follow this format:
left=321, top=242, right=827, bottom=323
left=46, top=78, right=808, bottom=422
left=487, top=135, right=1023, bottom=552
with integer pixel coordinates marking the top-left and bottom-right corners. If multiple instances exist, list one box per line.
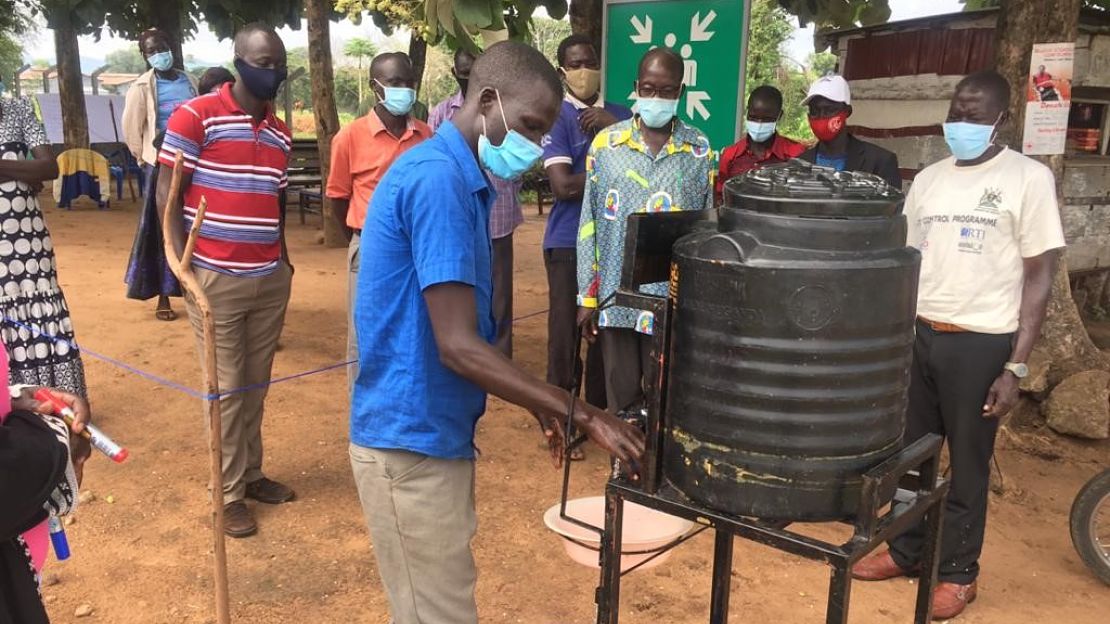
left=544, top=497, right=695, bottom=572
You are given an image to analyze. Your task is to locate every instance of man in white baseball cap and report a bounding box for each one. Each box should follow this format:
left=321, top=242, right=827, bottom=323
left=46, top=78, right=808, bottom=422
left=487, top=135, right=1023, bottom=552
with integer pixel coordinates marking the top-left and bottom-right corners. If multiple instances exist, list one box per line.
left=799, top=74, right=902, bottom=188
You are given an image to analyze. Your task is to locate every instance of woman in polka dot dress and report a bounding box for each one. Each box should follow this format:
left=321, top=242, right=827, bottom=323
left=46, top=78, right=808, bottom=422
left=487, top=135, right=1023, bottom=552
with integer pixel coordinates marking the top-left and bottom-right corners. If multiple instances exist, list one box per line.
left=0, top=96, right=86, bottom=398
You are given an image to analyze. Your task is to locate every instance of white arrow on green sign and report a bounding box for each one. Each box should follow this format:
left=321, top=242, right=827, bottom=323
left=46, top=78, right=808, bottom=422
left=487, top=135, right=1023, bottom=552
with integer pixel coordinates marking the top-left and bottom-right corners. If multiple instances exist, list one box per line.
left=603, top=0, right=750, bottom=151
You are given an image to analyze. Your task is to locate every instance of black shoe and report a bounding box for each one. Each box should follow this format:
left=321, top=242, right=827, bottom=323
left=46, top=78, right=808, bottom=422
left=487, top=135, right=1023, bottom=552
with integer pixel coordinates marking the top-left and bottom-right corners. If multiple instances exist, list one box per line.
left=245, top=478, right=296, bottom=504
left=223, top=501, right=257, bottom=538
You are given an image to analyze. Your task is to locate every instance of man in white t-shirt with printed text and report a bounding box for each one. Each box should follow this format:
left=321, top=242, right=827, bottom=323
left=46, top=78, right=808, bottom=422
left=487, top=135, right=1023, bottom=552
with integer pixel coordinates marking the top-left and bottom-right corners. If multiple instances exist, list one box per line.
left=852, top=70, right=1065, bottom=620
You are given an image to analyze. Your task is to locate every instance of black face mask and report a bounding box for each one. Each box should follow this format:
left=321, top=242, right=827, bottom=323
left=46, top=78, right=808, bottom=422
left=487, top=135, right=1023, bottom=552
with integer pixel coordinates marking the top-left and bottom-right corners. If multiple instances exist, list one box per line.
left=456, top=76, right=469, bottom=96
left=234, top=57, right=288, bottom=101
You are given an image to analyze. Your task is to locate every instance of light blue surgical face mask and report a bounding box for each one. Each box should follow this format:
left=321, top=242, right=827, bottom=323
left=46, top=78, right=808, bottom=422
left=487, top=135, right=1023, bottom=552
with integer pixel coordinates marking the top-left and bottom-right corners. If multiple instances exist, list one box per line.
left=943, top=116, right=1000, bottom=161
left=375, top=80, right=416, bottom=116
left=148, top=51, right=174, bottom=72
left=637, top=97, right=679, bottom=129
left=479, top=89, right=544, bottom=181
left=746, top=119, right=777, bottom=143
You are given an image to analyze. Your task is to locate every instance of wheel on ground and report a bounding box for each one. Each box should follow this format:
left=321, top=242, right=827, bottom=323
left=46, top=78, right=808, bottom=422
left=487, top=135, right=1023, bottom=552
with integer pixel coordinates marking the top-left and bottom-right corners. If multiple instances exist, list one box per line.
left=1070, top=467, right=1110, bottom=585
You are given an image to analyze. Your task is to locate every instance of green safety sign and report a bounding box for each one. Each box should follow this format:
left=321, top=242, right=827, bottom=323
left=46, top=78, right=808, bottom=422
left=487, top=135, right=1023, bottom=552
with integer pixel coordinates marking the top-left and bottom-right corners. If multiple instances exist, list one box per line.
left=603, top=0, right=750, bottom=151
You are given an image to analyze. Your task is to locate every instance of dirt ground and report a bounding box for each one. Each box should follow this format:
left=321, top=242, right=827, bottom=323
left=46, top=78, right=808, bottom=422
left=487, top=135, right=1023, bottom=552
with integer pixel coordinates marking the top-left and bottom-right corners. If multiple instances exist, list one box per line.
left=35, top=191, right=1109, bottom=623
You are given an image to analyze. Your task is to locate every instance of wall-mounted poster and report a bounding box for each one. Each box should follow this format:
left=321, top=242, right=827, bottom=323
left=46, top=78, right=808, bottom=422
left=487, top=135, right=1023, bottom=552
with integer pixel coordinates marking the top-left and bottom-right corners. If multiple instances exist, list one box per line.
left=1023, top=42, right=1074, bottom=155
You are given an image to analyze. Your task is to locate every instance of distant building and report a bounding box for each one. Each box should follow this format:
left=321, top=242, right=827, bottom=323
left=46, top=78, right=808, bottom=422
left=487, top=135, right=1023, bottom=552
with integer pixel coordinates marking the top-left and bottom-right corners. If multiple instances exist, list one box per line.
left=15, top=67, right=139, bottom=96
left=820, top=7, right=1110, bottom=275
left=95, top=73, right=141, bottom=96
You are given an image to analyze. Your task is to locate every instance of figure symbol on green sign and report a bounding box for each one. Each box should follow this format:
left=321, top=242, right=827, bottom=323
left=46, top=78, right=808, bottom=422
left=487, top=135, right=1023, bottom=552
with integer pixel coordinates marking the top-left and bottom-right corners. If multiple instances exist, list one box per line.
left=625, top=10, right=717, bottom=122
left=605, top=0, right=749, bottom=150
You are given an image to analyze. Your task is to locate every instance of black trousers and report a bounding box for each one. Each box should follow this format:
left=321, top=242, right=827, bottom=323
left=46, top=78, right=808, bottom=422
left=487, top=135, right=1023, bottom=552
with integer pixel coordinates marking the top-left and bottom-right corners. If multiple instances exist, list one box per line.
left=544, top=248, right=606, bottom=408
left=492, top=234, right=514, bottom=358
left=889, top=321, right=1013, bottom=584
left=599, top=327, right=652, bottom=414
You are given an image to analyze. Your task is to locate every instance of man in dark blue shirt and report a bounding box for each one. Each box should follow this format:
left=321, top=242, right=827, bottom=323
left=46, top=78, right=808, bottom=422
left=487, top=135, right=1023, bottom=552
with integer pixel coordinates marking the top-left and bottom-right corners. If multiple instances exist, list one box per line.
left=540, top=34, right=633, bottom=458
left=349, top=41, right=644, bottom=624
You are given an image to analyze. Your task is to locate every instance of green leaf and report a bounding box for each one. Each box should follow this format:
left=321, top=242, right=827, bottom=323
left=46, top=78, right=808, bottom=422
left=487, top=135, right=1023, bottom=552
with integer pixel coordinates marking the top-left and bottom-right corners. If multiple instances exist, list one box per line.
left=855, top=0, right=891, bottom=25
left=454, top=0, right=495, bottom=29
left=823, top=0, right=855, bottom=28
left=420, top=0, right=437, bottom=37
left=541, top=0, right=568, bottom=20
left=438, top=0, right=457, bottom=37
left=450, top=19, right=482, bottom=53
left=487, top=0, right=506, bottom=31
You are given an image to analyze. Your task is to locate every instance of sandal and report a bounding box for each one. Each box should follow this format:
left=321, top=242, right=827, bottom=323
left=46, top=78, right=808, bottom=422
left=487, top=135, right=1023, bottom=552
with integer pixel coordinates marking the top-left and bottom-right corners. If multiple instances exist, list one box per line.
left=155, top=308, right=177, bottom=322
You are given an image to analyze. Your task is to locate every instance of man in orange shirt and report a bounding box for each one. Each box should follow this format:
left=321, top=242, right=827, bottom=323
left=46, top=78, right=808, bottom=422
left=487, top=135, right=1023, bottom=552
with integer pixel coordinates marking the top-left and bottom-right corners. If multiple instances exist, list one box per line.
left=327, top=52, right=432, bottom=391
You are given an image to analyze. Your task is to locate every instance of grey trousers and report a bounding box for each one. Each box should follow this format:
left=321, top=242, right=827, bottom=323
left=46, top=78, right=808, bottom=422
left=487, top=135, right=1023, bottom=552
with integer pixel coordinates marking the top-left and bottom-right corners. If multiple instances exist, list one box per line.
left=350, top=444, right=479, bottom=624
left=346, top=233, right=360, bottom=395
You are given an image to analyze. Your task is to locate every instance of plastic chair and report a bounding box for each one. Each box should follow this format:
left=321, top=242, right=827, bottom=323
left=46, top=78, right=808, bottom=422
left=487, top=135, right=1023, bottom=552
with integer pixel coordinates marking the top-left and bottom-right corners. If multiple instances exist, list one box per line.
left=104, top=148, right=146, bottom=199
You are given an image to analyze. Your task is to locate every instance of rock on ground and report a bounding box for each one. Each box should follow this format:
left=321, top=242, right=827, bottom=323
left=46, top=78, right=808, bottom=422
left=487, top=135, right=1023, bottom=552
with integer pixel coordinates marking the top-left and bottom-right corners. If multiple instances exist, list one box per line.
left=1043, top=370, right=1110, bottom=439
left=74, top=604, right=93, bottom=617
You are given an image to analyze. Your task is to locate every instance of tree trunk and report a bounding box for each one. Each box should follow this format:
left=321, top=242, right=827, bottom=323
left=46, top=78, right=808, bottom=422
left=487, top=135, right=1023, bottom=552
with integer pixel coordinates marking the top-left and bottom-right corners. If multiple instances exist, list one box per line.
left=306, top=0, right=345, bottom=248
left=150, top=0, right=186, bottom=70
left=357, top=58, right=364, bottom=112
left=409, top=33, right=428, bottom=96
left=570, top=0, right=604, bottom=53
left=994, top=0, right=1108, bottom=383
left=54, top=12, right=89, bottom=148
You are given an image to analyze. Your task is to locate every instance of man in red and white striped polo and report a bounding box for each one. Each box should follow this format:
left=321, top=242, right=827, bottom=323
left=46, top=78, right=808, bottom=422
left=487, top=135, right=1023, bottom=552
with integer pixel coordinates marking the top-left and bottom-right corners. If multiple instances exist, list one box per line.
left=157, top=23, right=294, bottom=538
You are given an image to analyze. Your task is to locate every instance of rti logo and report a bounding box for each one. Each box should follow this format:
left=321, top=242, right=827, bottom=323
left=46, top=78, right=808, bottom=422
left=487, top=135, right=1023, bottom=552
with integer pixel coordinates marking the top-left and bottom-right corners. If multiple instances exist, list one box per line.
left=958, top=226, right=986, bottom=254
left=960, top=226, right=986, bottom=241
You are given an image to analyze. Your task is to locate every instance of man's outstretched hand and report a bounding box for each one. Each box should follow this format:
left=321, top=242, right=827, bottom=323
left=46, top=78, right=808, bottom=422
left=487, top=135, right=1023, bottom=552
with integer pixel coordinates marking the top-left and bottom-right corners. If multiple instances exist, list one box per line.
left=531, top=400, right=644, bottom=472
left=574, top=403, right=645, bottom=470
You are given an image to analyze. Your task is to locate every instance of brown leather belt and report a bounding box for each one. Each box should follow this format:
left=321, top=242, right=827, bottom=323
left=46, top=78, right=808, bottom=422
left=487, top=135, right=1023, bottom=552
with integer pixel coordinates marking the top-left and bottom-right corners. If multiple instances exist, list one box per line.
left=917, top=316, right=967, bottom=333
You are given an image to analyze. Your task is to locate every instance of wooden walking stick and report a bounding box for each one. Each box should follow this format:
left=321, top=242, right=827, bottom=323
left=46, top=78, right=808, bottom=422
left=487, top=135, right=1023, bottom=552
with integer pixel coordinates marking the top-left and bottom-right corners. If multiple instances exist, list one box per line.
left=161, top=151, right=231, bottom=624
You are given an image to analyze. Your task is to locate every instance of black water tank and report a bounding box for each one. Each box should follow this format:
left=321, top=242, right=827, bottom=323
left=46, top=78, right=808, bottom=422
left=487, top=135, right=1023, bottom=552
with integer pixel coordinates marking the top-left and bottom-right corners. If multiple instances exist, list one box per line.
left=663, top=162, right=920, bottom=521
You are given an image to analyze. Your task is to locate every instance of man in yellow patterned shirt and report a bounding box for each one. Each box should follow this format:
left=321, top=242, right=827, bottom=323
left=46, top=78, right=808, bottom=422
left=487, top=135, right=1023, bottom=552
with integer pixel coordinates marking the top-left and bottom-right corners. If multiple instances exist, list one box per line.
left=576, top=47, right=716, bottom=415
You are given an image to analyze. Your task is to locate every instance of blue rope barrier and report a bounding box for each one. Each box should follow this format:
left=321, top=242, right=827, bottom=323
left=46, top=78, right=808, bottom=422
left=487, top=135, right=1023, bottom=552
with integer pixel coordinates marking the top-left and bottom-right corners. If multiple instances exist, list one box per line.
left=2, top=307, right=551, bottom=401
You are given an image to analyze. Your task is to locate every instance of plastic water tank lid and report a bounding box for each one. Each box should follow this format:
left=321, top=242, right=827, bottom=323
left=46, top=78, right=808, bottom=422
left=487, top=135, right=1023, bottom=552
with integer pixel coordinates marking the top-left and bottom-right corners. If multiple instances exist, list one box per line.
left=726, top=159, right=903, bottom=202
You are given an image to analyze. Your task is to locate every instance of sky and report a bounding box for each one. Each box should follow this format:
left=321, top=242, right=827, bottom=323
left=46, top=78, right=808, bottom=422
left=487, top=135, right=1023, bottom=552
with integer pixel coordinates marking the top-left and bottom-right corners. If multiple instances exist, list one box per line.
left=785, top=0, right=965, bottom=62
left=21, top=0, right=967, bottom=68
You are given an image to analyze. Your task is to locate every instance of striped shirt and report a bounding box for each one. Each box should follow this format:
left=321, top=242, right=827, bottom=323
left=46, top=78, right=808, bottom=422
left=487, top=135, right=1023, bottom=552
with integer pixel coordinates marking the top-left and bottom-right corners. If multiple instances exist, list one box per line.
left=158, top=83, right=292, bottom=277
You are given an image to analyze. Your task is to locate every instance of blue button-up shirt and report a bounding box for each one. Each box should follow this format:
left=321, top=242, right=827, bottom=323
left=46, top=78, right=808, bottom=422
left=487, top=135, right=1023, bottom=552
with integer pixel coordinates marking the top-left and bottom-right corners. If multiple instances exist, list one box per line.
left=351, top=121, right=496, bottom=459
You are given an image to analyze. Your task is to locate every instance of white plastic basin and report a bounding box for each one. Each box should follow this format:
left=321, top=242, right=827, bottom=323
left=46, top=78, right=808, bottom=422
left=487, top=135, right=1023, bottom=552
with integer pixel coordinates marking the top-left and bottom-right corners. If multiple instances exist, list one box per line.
left=543, top=496, right=695, bottom=572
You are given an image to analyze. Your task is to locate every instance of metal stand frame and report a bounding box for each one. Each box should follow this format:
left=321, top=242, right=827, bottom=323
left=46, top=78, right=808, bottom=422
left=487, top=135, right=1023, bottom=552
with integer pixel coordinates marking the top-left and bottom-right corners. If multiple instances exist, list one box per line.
left=596, top=434, right=949, bottom=624
left=571, top=212, right=949, bottom=623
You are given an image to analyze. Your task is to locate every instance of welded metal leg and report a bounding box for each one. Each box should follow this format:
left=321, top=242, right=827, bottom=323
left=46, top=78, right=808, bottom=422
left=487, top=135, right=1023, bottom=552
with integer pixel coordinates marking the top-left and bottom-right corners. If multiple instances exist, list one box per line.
left=826, top=563, right=852, bottom=624
left=709, top=530, right=733, bottom=624
left=910, top=457, right=945, bottom=621
left=596, top=487, right=625, bottom=624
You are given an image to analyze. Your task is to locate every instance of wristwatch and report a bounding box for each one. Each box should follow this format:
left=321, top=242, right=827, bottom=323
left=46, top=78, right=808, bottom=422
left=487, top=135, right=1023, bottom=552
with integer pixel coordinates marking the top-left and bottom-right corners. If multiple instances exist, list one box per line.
left=1003, top=362, right=1029, bottom=379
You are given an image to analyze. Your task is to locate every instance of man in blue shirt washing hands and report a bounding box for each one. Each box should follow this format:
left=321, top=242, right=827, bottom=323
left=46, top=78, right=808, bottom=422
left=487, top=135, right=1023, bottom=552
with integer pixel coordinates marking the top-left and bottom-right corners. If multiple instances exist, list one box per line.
left=348, top=41, right=645, bottom=624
